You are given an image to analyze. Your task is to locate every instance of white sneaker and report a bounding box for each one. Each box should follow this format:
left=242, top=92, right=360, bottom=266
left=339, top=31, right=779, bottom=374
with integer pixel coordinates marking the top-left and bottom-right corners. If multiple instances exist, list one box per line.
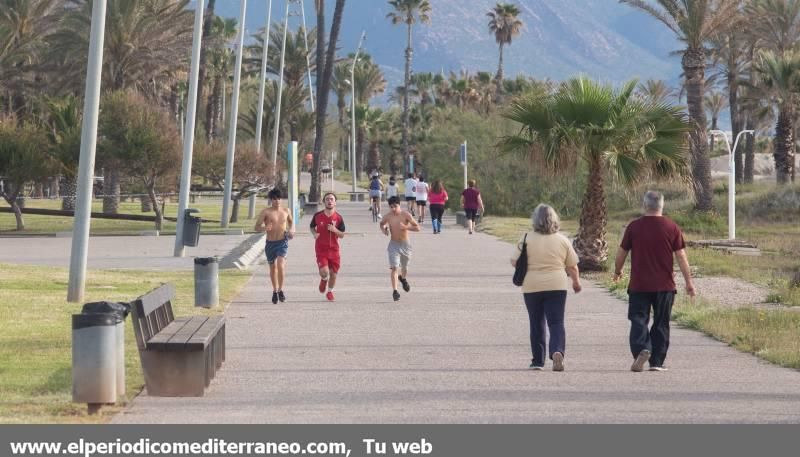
left=649, top=366, right=669, bottom=372
left=552, top=352, right=564, bottom=372
left=631, top=349, right=651, bottom=372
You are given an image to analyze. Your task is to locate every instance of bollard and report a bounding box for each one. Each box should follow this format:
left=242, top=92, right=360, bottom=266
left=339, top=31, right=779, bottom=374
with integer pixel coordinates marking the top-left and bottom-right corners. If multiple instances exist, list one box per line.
left=194, top=257, right=219, bottom=308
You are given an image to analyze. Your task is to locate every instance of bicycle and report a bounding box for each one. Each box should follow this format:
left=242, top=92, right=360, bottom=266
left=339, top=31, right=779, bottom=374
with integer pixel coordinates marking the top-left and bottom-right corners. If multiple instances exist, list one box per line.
left=370, top=196, right=380, bottom=222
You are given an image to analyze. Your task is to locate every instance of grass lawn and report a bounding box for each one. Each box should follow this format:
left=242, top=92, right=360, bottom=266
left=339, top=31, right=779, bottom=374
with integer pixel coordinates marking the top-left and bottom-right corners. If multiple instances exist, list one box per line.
left=0, top=198, right=266, bottom=235
left=0, top=263, right=252, bottom=423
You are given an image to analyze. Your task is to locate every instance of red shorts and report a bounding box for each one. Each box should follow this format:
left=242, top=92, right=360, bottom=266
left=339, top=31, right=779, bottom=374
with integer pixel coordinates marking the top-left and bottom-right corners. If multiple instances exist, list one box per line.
left=316, top=251, right=341, bottom=273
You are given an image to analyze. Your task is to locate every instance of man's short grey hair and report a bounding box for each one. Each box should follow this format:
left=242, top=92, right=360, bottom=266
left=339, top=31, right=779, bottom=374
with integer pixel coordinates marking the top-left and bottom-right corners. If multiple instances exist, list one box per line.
left=532, top=204, right=560, bottom=234
left=643, top=190, right=664, bottom=212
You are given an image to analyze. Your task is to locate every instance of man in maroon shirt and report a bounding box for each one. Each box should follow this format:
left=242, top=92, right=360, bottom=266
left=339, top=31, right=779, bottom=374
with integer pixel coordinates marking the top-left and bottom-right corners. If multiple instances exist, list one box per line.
left=613, top=191, right=696, bottom=372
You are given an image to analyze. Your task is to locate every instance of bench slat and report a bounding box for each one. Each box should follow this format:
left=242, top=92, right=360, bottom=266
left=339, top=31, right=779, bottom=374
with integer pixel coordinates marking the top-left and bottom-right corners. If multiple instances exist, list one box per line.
left=136, top=283, right=177, bottom=317
left=186, top=317, right=225, bottom=350
left=146, top=317, right=191, bottom=347
left=148, top=316, right=208, bottom=351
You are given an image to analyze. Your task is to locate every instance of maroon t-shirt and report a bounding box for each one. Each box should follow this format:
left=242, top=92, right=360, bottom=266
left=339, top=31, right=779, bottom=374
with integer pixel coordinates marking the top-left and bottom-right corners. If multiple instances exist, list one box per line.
left=461, top=188, right=480, bottom=209
left=620, top=216, right=686, bottom=292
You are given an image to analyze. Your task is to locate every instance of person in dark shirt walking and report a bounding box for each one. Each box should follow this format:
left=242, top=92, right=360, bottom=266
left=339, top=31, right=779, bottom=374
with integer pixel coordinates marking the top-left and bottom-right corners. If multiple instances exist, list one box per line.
left=613, top=191, right=696, bottom=372
left=460, top=180, right=484, bottom=235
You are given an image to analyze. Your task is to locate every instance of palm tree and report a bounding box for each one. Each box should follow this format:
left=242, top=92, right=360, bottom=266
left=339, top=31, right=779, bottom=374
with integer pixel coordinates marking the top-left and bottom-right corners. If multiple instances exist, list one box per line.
left=621, top=0, right=739, bottom=211
left=197, top=0, right=217, bottom=115
left=745, top=0, right=800, bottom=55
left=387, top=0, right=431, bottom=174
left=48, top=0, right=193, bottom=214
left=309, top=0, right=346, bottom=205
left=705, top=90, right=728, bottom=153
left=45, top=95, right=82, bottom=210
left=246, top=23, right=316, bottom=89
left=636, top=79, right=675, bottom=104
left=501, top=77, right=691, bottom=270
left=708, top=24, right=747, bottom=182
left=353, top=54, right=387, bottom=104
left=205, top=16, right=237, bottom=143
left=754, top=50, right=800, bottom=183
left=486, top=2, right=523, bottom=90
left=0, top=0, right=63, bottom=118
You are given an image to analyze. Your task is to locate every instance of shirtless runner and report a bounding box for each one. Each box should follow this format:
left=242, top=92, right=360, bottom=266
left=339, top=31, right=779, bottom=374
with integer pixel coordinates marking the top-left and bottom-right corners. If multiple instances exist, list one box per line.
left=254, top=188, right=295, bottom=304
left=379, top=196, right=420, bottom=301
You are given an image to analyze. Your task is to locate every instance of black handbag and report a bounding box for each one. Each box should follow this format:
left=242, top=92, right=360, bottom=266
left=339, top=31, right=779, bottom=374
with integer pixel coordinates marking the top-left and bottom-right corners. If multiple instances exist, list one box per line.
left=512, top=233, right=528, bottom=286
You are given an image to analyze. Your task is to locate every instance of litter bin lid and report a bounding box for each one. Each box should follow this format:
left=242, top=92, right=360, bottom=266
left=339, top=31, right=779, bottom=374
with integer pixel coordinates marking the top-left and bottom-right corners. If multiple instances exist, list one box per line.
left=81, top=301, right=130, bottom=322
left=72, top=313, right=117, bottom=329
left=194, top=257, right=218, bottom=266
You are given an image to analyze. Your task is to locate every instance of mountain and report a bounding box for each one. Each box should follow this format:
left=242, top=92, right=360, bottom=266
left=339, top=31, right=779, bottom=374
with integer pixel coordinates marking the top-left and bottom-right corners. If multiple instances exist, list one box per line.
left=209, top=0, right=683, bottom=86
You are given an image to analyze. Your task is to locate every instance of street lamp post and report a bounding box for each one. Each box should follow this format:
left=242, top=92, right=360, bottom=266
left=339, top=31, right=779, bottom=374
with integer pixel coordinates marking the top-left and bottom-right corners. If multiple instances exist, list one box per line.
left=710, top=129, right=754, bottom=240
left=349, top=31, right=366, bottom=193
left=67, top=0, right=108, bottom=302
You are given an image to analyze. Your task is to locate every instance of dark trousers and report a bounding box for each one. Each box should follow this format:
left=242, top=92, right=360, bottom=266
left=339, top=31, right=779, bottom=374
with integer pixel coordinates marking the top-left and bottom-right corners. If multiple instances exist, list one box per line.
left=628, top=291, right=675, bottom=367
left=429, top=204, right=445, bottom=231
left=523, top=290, right=567, bottom=367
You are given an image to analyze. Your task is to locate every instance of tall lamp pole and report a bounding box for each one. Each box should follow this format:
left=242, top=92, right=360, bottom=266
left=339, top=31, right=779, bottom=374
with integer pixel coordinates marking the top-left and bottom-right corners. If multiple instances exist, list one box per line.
left=220, top=0, right=248, bottom=228
left=67, top=0, right=108, bottom=302
left=251, top=0, right=274, bottom=219
left=710, top=129, right=754, bottom=240
left=350, top=31, right=366, bottom=193
left=173, top=0, right=206, bottom=256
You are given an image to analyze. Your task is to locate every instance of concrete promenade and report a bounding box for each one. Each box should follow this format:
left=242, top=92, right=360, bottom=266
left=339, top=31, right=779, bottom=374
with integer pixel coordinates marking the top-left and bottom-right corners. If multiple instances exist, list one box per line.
left=114, top=199, right=800, bottom=424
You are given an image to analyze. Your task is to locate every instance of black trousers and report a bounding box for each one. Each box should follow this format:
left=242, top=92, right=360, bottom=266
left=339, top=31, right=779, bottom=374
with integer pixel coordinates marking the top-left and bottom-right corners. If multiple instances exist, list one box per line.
left=628, top=291, right=675, bottom=367
left=523, top=290, right=567, bottom=367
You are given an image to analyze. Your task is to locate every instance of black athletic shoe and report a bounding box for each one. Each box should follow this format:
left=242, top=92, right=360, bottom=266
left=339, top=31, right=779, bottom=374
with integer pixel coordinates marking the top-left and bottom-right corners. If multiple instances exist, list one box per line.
left=392, top=290, right=401, bottom=301
left=271, top=291, right=279, bottom=304
left=278, top=290, right=286, bottom=302
left=398, top=276, right=411, bottom=292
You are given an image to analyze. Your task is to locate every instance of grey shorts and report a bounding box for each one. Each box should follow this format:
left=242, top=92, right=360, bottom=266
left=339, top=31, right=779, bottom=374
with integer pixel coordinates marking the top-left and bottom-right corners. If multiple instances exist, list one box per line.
left=387, top=240, right=412, bottom=269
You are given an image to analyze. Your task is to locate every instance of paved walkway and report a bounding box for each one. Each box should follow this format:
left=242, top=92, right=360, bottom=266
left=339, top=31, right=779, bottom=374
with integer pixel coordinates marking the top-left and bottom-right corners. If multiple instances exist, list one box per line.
left=112, top=199, right=800, bottom=423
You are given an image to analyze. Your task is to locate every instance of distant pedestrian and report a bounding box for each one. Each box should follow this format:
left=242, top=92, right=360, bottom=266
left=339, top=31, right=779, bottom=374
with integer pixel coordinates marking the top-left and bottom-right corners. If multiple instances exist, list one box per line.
left=310, top=193, right=346, bottom=302
left=380, top=196, right=420, bottom=301
left=368, top=172, right=385, bottom=217
left=415, top=176, right=429, bottom=224
left=428, top=180, right=448, bottom=234
left=460, top=180, right=485, bottom=234
left=254, top=188, right=295, bottom=304
left=386, top=176, right=398, bottom=200
left=613, top=190, right=696, bottom=372
left=511, top=204, right=581, bottom=371
left=404, top=173, right=418, bottom=216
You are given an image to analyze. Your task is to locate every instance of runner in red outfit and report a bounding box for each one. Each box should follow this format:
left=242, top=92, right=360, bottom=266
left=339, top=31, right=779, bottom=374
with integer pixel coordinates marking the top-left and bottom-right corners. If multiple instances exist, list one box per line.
left=310, top=193, right=346, bottom=301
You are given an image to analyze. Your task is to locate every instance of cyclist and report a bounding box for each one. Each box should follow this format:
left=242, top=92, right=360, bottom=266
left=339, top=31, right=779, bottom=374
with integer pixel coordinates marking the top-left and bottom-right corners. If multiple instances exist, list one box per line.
left=368, top=172, right=384, bottom=218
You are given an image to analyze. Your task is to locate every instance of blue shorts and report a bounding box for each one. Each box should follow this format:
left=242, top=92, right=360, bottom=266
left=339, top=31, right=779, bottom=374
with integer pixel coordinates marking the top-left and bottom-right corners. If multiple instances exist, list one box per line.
left=265, top=236, right=289, bottom=264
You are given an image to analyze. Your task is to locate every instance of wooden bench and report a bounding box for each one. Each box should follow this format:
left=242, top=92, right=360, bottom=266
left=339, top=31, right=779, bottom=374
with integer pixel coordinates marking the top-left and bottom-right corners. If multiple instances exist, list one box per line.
left=129, top=284, right=225, bottom=397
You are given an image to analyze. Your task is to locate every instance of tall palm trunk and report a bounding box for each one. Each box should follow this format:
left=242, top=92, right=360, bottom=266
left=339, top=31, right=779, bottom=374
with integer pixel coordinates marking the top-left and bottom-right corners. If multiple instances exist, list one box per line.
left=402, top=20, right=413, bottom=174
left=496, top=42, right=504, bottom=88
left=367, top=140, right=380, bottom=172
left=207, top=75, right=222, bottom=143
left=310, top=0, right=346, bottom=204
left=145, top=181, right=163, bottom=231
left=102, top=168, right=120, bottom=214
left=197, top=0, right=216, bottom=132
left=774, top=108, right=794, bottom=184
left=743, top=113, right=756, bottom=183
left=356, top=125, right=365, bottom=180
left=709, top=115, right=718, bottom=152
left=727, top=33, right=742, bottom=183
left=683, top=48, right=714, bottom=211
left=61, top=175, right=77, bottom=210
left=573, top=153, right=608, bottom=271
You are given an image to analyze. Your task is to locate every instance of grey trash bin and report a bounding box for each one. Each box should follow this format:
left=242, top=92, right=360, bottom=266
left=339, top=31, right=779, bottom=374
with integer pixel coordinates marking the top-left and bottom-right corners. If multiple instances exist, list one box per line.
left=194, top=257, right=219, bottom=308
left=183, top=208, right=201, bottom=247
left=72, top=301, right=130, bottom=413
